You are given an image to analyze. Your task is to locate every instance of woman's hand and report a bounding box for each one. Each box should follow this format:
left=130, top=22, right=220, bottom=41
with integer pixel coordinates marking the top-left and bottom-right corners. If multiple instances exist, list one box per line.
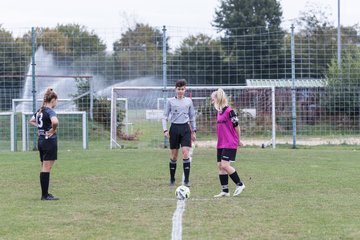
left=46, top=128, right=57, bottom=138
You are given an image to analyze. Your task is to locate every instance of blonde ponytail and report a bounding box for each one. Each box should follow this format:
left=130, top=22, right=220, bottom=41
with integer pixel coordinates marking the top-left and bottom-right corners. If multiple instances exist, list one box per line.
left=211, top=88, right=228, bottom=111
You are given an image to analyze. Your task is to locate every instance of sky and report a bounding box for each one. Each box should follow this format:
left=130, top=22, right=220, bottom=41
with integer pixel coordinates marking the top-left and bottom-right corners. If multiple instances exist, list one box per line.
left=1, top=0, right=359, bottom=48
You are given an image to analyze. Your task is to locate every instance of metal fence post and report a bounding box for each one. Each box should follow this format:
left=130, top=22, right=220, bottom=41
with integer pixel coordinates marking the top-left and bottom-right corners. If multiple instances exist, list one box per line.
left=291, top=24, right=297, bottom=149
left=162, top=26, right=168, bottom=148
left=31, top=27, right=37, bottom=151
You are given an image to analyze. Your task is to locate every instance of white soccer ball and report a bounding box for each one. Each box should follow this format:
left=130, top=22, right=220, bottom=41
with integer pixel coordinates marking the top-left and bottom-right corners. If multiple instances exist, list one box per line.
left=175, top=185, right=190, bottom=200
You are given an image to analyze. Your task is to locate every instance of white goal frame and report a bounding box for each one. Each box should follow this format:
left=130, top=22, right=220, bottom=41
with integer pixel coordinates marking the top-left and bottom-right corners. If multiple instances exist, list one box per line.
left=0, top=112, right=15, bottom=151
left=107, top=97, right=129, bottom=134
left=11, top=98, right=77, bottom=151
left=21, top=111, right=88, bottom=151
left=110, top=86, right=276, bottom=149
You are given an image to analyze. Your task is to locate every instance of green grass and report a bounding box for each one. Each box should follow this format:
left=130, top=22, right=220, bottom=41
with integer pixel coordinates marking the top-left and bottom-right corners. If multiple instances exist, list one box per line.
left=1, top=146, right=360, bottom=239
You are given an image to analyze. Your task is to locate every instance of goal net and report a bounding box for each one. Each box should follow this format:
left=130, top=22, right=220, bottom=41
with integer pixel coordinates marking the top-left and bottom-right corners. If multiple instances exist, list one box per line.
left=22, top=111, right=88, bottom=151
left=110, top=86, right=275, bottom=149
left=11, top=98, right=88, bottom=151
left=0, top=112, right=15, bottom=151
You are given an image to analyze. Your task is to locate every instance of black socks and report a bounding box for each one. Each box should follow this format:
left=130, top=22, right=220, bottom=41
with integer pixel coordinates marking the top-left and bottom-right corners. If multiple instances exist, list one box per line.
left=183, top=159, right=191, bottom=183
left=229, top=171, right=243, bottom=186
left=40, top=172, right=50, bottom=197
left=169, top=158, right=191, bottom=184
left=219, top=174, right=229, bottom=193
left=169, top=159, right=177, bottom=182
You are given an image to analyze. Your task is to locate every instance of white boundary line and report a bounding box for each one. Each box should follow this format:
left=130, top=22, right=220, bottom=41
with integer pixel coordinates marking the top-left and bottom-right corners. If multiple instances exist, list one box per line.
left=171, top=200, right=186, bottom=240
left=133, top=197, right=213, bottom=201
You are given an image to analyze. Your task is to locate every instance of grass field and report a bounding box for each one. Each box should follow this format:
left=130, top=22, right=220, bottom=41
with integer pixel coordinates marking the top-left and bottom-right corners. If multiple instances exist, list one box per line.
left=1, top=146, right=360, bottom=239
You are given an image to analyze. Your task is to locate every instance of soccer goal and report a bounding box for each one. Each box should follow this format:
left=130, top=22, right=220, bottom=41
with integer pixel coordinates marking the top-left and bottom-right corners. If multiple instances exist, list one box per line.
left=11, top=98, right=84, bottom=151
left=21, top=111, right=88, bottom=151
left=0, top=112, right=15, bottom=151
left=110, top=86, right=276, bottom=149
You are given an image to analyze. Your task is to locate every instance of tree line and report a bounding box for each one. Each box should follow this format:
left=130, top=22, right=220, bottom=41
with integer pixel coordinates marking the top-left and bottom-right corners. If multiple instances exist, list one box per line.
left=1, top=0, right=360, bottom=114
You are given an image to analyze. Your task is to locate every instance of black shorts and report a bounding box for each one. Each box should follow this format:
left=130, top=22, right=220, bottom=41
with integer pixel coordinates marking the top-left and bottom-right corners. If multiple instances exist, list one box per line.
left=217, top=148, right=237, bottom=162
left=169, top=123, right=191, bottom=149
left=38, top=136, right=58, bottom=161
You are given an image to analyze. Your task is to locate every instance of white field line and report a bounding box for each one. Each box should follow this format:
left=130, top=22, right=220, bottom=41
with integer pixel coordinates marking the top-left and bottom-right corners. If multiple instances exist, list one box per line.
left=133, top=197, right=213, bottom=201
left=171, top=199, right=186, bottom=240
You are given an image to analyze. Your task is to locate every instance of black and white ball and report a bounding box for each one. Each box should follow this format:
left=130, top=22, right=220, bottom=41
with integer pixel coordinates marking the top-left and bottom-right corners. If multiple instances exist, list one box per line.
left=175, top=185, right=190, bottom=200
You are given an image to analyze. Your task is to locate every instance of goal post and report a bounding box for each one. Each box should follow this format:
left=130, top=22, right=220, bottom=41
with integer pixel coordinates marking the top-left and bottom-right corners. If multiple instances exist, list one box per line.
left=110, top=96, right=129, bottom=148
left=0, top=112, right=15, bottom=151
left=12, top=98, right=81, bottom=151
left=110, top=86, right=276, bottom=149
left=21, top=111, right=88, bottom=151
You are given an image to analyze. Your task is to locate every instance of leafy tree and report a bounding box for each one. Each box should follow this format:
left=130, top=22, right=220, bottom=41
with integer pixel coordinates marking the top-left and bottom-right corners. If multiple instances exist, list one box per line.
left=169, top=34, right=236, bottom=85
left=71, top=77, right=125, bottom=131
left=293, top=6, right=338, bottom=79
left=112, top=23, right=163, bottom=80
left=213, top=0, right=285, bottom=82
left=21, top=27, right=71, bottom=58
left=213, top=0, right=283, bottom=34
left=292, top=5, right=360, bottom=79
left=0, top=26, right=31, bottom=110
left=21, top=24, right=106, bottom=65
left=323, top=45, right=360, bottom=118
left=56, top=24, right=107, bottom=58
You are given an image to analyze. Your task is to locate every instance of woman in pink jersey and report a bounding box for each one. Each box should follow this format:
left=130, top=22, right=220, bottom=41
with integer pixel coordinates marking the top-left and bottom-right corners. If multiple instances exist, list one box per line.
left=211, top=88, right=245, bottom=197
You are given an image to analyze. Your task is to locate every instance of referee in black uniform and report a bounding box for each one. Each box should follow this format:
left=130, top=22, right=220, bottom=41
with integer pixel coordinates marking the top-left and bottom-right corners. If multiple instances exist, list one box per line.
left=29, top=88, right=59, bottom=200
left=162, top=79, right=196, bottom=187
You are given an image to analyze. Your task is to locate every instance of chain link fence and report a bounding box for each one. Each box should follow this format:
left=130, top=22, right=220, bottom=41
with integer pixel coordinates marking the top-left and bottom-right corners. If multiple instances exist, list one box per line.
left=0, top=25, right=359, bottom=150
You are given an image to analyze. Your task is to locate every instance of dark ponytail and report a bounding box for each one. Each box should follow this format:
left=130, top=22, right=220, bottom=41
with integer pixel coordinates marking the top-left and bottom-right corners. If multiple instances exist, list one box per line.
left=39, top=88, right=58, bottom=113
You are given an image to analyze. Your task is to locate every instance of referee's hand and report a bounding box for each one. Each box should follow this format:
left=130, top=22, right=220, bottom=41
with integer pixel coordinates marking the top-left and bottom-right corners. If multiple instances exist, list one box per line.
left=191, top=132, right=196, bottom=142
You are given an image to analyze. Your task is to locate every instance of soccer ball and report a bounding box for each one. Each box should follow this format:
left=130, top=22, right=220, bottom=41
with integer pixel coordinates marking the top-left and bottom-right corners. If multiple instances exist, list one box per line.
left=175, top=185, right=190, bottom=200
